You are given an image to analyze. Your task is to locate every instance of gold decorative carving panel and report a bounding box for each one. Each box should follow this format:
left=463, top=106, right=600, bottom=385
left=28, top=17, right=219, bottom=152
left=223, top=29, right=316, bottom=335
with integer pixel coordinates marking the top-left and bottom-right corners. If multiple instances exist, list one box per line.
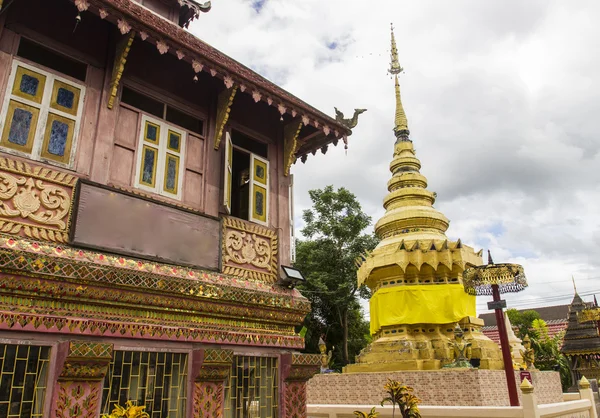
left=222, top=216, right=278, bottom=283
left=0, top=157, right=76, bottom=242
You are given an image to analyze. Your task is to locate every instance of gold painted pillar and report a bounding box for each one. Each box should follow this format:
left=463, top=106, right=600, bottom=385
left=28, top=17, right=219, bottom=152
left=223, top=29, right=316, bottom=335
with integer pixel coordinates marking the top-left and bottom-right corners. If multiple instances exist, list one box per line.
left=280, top=353, right=321, bottom=418
left=50, top=341, right=113, bottom=418
left=191, top=349, right=233, bottom=418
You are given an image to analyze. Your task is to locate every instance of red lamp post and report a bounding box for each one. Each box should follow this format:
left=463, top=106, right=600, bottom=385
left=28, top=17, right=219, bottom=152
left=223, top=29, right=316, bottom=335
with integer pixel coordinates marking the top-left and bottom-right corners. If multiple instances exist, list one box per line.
left=463, top=251, right=528, bottom=407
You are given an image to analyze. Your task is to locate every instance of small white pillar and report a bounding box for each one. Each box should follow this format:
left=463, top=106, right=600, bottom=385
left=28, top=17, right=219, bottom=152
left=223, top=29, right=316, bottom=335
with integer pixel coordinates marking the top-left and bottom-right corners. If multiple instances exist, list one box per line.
left=520, top=378, right=540, bottom=418
left=579, top=376, right=598, bottom=418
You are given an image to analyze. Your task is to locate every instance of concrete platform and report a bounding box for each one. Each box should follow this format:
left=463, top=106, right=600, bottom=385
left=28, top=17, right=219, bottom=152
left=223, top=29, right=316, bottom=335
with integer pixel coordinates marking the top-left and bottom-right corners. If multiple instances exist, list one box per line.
left=307, top=369, right=562, bottom=406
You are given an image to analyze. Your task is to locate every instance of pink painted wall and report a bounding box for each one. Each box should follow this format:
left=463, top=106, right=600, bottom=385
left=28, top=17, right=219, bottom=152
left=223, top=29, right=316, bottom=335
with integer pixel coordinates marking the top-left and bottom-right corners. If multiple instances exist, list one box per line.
left=0, top=0, right=293, bottom=267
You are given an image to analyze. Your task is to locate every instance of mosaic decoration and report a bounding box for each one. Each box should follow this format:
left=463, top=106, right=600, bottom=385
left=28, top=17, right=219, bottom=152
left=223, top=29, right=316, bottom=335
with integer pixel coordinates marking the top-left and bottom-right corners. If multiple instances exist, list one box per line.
left=222, top=216, right=278, bottom=283
left=68, top=341, right=113, bottom=359
left=197, top=349, right=233, bottom=382
left=107, top=32, right=135, bottom=109
left=55, top=381, right=99, bottom=418
left=0, top=235, right=308, bottom=312
left=283, top=120, right=302, bottom=177
left=213, top=85, right=237, bottom=150
left=0, top=157, right=76, bottom=243
left=283, top=381, right=307, bottom=418
left=193, top=382, right=223, bottom=418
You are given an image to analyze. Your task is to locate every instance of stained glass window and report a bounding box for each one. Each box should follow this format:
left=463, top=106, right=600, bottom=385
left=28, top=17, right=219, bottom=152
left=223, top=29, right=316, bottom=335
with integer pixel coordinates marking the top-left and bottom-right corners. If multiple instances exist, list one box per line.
left=47, top=120, right=68, bottom=156
left=19, top=75, right=39, bottom=96
left=164, top=155, right=179, bottom=193
left=1, top=60, right=83, bottom=167
left=8, top=108, right=33, bottom=146
left=56, top=88, right=74, bottom=109
left=168, top=131, right=180, bottom=152
left=141, top=146, right=157, bottom=186
left=0, top=344, right=51, bottom=418
left=255, top=191, right=264, bottom=216
left=256, top=165, right=265, bottom=180
left=136, top=116, right=185, bottom=199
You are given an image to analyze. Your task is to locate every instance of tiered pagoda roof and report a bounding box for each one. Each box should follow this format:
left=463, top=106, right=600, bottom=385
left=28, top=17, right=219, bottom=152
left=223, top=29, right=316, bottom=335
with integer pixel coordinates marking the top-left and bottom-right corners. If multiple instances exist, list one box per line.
left=561, top=293, right=600, bottom=356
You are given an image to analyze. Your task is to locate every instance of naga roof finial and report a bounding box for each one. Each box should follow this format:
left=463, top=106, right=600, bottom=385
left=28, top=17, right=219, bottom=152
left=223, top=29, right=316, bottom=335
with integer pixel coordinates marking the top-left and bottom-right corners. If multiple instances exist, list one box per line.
left=389, top=23, right=409, bottom=140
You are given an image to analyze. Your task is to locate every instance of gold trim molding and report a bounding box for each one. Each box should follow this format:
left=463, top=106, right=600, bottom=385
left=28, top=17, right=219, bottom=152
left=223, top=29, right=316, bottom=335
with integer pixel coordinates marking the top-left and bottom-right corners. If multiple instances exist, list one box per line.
left=222, top=216, right=278, bottom=283
left=213, top=86, right=237, bottom=150
left=283, top=119, right=302, bottom=177
left=0, top=157, right=76, bottom=242
left=108, top=31, right=135, bottom=109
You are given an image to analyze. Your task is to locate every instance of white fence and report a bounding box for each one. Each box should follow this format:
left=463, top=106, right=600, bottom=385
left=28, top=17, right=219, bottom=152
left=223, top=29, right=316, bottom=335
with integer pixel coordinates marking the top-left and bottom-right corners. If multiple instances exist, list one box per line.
left=308, top=378, right=597, bottom=418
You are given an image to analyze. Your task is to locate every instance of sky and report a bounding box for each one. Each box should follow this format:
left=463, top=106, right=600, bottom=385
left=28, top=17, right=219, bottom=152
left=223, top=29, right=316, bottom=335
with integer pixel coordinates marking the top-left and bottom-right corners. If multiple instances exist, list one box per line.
left=191, top=0, right=600, bottom=315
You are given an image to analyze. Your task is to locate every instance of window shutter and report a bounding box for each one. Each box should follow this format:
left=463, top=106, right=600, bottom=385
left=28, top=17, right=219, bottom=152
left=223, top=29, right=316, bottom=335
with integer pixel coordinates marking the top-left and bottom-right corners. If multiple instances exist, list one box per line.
left=223, top=132, right=233, bottom=214
left=249, top=153, right=269, bottom=226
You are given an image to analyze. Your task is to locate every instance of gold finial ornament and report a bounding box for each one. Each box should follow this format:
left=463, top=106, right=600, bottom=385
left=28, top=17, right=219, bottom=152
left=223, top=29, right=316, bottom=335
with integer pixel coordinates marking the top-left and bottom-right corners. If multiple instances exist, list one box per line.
left=389, top=24, right=409, bottom=139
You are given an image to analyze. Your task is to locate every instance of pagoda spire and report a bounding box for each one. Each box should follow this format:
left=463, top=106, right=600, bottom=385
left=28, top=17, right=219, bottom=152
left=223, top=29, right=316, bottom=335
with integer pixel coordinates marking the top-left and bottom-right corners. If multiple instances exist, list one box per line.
left=388, top=24, right=409, bottom=140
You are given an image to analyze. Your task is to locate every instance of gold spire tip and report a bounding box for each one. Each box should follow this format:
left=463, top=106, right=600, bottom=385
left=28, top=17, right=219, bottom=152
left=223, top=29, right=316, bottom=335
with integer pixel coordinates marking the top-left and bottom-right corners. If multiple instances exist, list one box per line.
left=388, top=23, right=403, bottom=75
left=389, top=23, right=409, bottom=137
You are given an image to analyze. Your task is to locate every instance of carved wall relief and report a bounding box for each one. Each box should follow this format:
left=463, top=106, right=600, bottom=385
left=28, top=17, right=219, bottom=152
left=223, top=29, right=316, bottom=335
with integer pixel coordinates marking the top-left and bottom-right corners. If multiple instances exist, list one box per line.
left=222, top=216, right=278, bottom=283
left=0, top=157, right=76, bottom=242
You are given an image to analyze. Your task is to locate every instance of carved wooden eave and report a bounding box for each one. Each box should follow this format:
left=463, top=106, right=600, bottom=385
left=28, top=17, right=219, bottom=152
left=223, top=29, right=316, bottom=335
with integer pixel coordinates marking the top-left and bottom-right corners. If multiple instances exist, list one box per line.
left=213, top=86, right=237, bottom=150
left=283, top=119, right=303, bottom=176
left=78, top=0, right=352, bottom=138
left=107, top=31, right=135, bottom=109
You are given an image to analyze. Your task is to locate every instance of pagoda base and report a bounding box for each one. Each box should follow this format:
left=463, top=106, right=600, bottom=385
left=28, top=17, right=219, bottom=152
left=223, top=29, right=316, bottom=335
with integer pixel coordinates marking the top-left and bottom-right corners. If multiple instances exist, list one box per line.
left=347, top=317, right=503, bottom=372
left=308, top=369, right=562, bottom=406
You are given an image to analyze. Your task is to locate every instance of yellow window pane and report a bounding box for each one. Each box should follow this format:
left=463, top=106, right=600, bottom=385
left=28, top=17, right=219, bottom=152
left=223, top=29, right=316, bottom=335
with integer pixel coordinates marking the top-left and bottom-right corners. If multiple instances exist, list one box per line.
left=40, top=113, right=75, bottom=164
left=144, top=121, right=160, bottom=144
left=252, top=184, right=267, bottom=223
left=50, top=80, right=81, bottom=116
left=253, top=159, right=267, bottom=185
left=139, top=145, right=158, bottom=187
left=163, top=153, right=180, bottom=194
left=1, top=100, right=39, bottom=154
left=12, top=66, right=46, bottom=104
left=167, top=130, right=181, bottom=152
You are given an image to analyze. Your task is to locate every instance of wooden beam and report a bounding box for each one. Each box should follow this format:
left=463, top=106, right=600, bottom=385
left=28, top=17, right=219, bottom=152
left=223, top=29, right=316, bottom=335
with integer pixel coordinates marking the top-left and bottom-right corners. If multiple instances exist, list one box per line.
left=213, top=86, right=238, bottom=150
left=283, top=119, right=302, bottom=176
left=107, top=31, right=135, bottom=109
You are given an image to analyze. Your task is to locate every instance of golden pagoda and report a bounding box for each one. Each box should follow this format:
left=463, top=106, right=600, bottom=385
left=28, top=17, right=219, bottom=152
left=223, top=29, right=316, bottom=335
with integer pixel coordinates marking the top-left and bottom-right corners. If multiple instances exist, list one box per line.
left=344, top=26, right=503, bottom=372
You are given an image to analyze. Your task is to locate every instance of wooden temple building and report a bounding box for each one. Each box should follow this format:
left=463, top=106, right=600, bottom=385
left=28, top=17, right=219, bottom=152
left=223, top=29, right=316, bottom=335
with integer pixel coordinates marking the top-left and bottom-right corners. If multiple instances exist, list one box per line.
left=0, top=0, right=355, bottom=417
left=561, top=292, right=600, bottom=386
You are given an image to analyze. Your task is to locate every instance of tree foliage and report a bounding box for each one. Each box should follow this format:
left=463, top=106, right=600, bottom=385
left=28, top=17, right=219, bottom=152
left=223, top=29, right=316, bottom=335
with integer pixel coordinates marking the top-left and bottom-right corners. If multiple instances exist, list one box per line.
left=295, top=186, right=378, bottom=368
left=506, top=309, right=572, bottom=390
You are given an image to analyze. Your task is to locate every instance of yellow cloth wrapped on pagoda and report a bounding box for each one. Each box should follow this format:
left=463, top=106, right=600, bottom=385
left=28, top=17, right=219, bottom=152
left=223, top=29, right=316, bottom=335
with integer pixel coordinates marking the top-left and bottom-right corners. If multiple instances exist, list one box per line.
left=369, top=284, right=476, bottom=335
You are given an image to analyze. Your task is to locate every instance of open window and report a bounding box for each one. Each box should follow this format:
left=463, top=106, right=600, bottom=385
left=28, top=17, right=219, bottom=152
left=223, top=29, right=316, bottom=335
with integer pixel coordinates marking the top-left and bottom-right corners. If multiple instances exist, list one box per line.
left=224, top=130, right=269, bottom=226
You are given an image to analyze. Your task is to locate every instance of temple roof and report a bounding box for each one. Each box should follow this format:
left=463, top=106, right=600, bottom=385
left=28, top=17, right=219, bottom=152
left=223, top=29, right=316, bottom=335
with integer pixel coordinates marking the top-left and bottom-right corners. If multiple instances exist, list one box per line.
left=561, top=293, right=600, bottom=355
left=84, top=0, right=352, bottom=158
left=479, top=304, right=570, bottom=327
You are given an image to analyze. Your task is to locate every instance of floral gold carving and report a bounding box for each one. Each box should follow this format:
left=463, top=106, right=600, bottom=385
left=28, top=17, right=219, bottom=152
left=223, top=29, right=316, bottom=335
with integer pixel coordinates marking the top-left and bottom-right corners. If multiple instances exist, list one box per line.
left=222, top=217, right=278, bottom=283
left=0, top=157, right=76, bottom=242
left=55, top=381, right=100, bottom=418
left=108, top=32, right=135, bottom=109
left=213, top=85, right=238, bottom=150
left=283, top=120, right=303, bottom=176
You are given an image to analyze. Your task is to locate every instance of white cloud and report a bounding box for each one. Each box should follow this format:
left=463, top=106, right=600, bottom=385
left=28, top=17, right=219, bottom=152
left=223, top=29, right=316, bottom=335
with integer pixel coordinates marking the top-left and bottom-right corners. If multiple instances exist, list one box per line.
left=190, top=0, right=600, bottom=314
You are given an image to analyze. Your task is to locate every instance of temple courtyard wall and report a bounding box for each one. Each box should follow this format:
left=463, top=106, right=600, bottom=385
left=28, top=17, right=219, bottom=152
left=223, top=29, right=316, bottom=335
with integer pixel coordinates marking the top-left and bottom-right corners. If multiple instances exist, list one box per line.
left=307, top=369, right=562, bottom=406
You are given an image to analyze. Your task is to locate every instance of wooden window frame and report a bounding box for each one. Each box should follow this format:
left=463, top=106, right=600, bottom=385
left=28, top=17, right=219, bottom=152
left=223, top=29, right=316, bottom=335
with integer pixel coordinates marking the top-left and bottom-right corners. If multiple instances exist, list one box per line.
left=0, top=59, right=85, bottom=169
left=134, top=114, right=186, bottom=200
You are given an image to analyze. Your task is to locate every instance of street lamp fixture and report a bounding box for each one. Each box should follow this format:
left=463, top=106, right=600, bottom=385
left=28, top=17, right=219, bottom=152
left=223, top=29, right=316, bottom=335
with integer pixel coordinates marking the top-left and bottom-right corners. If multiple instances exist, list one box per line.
left=463, top=251, right=528, bottom=407
left=279, top=265, right=306, bottom=289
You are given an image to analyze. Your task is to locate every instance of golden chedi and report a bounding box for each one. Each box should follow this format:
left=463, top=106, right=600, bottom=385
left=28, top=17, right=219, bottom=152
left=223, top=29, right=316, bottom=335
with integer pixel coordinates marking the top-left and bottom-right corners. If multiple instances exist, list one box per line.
left=344, top=27, right=502, bottom=373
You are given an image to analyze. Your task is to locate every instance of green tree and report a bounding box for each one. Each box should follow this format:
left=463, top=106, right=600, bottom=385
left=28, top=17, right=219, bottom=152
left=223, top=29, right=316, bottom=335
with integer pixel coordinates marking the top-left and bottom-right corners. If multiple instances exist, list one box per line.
left=530, top=321, right=572, bottom=391
left=295, top=186, right=378, bottom=367
left=506, top=309, right=541, bottom=339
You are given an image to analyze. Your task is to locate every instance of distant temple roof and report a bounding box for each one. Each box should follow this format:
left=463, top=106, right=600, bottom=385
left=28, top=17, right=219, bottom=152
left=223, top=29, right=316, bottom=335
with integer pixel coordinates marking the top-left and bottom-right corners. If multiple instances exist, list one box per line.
left=479, top=304, right=570, bottom=327
left=561, top=293, right=600, bottom=356
left=85, top=0, right=353, bottom=158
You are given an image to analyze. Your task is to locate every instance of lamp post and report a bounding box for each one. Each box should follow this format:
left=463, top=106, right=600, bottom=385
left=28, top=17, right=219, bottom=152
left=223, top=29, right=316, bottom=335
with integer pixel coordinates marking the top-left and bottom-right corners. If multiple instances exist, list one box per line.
left=463, top=251, right=528, bottom=407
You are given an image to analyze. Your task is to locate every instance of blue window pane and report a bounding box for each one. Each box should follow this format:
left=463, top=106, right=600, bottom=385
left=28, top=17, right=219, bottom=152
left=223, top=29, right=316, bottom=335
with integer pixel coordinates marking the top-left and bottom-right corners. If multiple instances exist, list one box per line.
left=169, top=132, right=180, bottom=151
left=146, top=124, right=157, bottom=141
left=142, top=148, right=155, bottom=185
left=166, top=157, right=177, bottom=191
left=8, top=108, right=32, bottom=146
left=56, top=88, right=75, bottom=109
left=256, top=165, right=265, bottom=180
left=19, top=74, right=39, bottom=96
left=48, top=120, right=69, bottom=156
left=255, top=191, right=264, bottom=216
